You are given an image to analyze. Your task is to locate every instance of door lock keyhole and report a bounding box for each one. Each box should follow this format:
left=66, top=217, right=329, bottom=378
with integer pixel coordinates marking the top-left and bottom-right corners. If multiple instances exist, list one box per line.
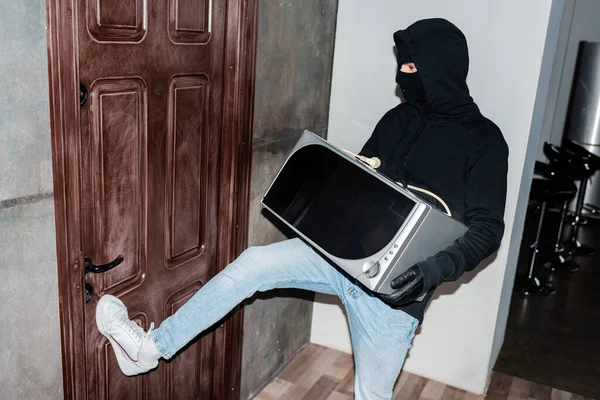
left=85, top=283, right=94, bottom=303
left=80, top=82, right=88, bottom=106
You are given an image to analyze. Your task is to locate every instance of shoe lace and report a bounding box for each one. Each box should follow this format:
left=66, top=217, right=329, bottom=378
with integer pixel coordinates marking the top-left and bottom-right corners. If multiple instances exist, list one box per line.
left=117, top=318, right=146, bottom=345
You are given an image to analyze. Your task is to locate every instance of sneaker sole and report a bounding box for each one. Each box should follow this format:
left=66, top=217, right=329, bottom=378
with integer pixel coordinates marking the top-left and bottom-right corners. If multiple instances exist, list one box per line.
left=96, top=296, right=144, bottom=376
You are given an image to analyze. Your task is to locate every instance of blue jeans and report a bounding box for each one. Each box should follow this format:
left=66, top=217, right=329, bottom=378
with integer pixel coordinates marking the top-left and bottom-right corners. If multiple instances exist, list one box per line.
left=152, top=238, right=418, bottom=399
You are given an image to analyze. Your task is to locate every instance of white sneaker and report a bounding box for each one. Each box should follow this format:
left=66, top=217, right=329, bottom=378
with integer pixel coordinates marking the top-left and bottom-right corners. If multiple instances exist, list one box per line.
left=96, top=295, right=161, bottom=376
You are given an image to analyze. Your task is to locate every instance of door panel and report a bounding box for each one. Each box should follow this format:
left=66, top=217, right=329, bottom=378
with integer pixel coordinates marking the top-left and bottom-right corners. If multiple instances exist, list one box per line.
left=78, top=0, right=228, bottom=398
left=165, top=75, right=210, bottom=268
left=88, top=78, right=148, bottom=293
left=168, top=0, right=211, bottom=43
left=87, top=0, right=147, bottom=43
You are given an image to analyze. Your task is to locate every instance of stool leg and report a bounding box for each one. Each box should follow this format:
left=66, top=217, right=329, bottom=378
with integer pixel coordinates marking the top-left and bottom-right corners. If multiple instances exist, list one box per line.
left=528, top=202, right=546, bottom=279
left=523, top=201, right=556, bottom=295
left=584, top=202, right=600, bottom=214
left=547, top=200, right=580, bottom=273
left=554, top=200, right=568, bottom=253
left=572, top=176, right=588, bottom=239
left=567, top=176, right=595, bottom=256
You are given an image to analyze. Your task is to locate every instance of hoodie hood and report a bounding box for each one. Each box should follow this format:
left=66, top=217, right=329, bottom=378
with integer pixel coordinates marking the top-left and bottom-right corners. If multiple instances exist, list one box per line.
left=394, top=18, right=478, bottom=117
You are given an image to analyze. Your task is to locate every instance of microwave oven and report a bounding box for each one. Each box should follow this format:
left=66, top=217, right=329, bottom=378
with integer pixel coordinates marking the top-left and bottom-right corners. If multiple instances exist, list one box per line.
left=261, top=130, right=467, bottom=295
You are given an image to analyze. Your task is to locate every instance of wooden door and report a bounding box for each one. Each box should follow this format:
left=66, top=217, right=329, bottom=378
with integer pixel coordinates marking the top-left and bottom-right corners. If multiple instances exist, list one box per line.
left=45, top=0, right=257, bottom=399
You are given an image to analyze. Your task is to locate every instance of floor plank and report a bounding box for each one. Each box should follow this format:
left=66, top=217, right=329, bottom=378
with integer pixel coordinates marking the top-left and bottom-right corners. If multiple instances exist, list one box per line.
left=328, top=352, right=354, bottom=380
left=278, top=344, right=326, bottom=383
left=397, top=373, right=428, bottom=400
left=301, top=375, right=340, bottom=400
left=462, top=392, right=486, bottom=400
left=420, top=379, right=447, bottom=400
left=440, top=386, right=467, bottom=400
left=326, top=392, right=352, bottom=400
left=488, top=371, right=514, bottom=399
left=529, top=380, right=553, bottom=400
left=261, top=378, right=294, bottom=398
left=508, top=377, right=532, bottom=400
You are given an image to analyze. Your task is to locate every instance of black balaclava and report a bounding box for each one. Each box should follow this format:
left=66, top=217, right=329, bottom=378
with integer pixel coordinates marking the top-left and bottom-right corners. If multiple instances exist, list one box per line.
left=393, top=18, right=477, bottom=119
left=395, top=52, right=427, bottom=109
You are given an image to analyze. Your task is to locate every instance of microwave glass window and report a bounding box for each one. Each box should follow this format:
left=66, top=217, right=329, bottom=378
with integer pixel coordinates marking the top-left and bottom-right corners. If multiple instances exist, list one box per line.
left=263, top=145, right=416, bottom=259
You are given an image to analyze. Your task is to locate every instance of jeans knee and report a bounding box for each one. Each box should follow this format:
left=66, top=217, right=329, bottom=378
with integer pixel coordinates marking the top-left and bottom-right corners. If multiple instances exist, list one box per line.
left=222, top=245, right=277, bottom=293
left=236, top=246, right=262, bottom=267
left=228, top=245, right=269, bottom=277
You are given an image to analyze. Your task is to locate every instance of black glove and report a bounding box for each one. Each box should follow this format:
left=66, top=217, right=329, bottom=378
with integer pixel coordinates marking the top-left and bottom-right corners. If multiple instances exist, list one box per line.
left=380, top=265, right=426, bottom=306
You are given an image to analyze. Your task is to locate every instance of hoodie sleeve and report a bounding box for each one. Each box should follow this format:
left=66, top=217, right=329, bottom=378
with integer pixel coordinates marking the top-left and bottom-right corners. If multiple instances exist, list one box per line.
left=419, top=134, right=508, bottom=290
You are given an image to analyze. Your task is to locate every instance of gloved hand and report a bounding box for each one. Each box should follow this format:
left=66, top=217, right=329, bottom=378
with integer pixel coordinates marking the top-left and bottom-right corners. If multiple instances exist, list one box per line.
left=380, top=265, right=426, bottom=306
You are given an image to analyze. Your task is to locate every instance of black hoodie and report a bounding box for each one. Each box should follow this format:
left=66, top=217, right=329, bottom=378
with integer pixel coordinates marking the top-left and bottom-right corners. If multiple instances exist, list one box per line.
left=360, top=19, right=508, bottom=322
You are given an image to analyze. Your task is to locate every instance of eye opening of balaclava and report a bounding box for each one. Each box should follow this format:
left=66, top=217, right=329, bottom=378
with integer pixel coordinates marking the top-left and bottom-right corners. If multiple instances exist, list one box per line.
left=395, top=50, right=427, bottom=109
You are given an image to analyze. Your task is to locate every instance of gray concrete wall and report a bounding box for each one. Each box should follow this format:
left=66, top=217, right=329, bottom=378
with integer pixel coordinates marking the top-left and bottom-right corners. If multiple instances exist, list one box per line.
left=240, top=1, right=338, bottom=398
left=0, top=1, right=64, bottom=400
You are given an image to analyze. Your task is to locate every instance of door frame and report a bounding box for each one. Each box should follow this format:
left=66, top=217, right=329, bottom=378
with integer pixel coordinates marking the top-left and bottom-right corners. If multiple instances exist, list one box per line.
left=44, top=1, right=258, bottom=398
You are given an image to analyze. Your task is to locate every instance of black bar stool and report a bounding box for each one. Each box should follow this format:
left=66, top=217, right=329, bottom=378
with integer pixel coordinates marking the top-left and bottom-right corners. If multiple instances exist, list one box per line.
left=543, top=142, right=595, bottom=257
left=522, top=174, right=577, bottom=295
left=533, top=161, right=580, bottom=273
left=562, top=139, right=600, bottom=251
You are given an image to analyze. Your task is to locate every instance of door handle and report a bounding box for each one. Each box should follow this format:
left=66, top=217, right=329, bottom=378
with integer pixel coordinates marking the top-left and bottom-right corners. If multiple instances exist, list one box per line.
left=84, top=255, right=124, bottom=274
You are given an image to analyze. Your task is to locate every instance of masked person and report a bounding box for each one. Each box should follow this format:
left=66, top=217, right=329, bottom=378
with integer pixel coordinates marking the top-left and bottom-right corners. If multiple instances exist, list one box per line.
left=96, top=18, right=508, bottom=399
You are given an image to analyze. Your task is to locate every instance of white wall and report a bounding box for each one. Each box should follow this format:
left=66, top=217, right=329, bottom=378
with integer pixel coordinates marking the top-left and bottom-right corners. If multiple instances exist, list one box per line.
left=488, top=1, right=566, bottom=375
left=311, top=0, right=560, bottom=394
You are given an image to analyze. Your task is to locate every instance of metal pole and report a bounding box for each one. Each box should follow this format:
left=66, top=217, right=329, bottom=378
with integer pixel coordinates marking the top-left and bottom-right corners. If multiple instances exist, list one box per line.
left=529, top=201, right=547, bottom=279
left=555, top=200, right=568, bottom=252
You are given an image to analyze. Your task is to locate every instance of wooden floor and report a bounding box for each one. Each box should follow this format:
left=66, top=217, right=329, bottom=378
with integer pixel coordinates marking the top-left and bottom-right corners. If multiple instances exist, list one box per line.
left=254, top=343, right=591, bottom=400
left=494, top=209, right=600, bottom=399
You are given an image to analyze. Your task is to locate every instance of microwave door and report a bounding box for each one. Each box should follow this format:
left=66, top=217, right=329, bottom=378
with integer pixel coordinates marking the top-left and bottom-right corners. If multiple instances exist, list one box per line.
left=262, top=144, right=416, bottom=262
